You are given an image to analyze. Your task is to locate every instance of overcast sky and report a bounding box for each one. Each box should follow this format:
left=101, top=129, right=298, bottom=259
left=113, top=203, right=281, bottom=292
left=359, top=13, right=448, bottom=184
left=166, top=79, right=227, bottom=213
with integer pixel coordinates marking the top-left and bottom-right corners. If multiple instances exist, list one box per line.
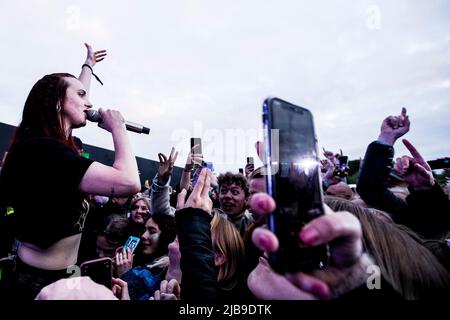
left=0, top=0, right=449, bottom=173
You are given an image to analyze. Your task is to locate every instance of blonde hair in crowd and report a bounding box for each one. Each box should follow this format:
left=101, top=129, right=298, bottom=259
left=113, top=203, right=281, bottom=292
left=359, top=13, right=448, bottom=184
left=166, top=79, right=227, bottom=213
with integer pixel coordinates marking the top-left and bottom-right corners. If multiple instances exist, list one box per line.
left=131, top=193, right=150, bottom=210
left=210, top=211, right=245, bottom=291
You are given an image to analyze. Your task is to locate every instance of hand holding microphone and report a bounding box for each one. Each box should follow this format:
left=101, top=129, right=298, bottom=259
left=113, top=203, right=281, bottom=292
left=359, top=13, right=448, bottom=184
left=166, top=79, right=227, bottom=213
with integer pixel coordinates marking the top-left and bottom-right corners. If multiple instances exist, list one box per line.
left=85, top=109, right=150, bottom=134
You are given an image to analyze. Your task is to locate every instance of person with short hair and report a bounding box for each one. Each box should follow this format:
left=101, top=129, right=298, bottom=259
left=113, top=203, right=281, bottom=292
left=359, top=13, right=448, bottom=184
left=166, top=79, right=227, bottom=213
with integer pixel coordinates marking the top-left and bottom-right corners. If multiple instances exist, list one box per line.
left=217, top=172, right=253, bottom=236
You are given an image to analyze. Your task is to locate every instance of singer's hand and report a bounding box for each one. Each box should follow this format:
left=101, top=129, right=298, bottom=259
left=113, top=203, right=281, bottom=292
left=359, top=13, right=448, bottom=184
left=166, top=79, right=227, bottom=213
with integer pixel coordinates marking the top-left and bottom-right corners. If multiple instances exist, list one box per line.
left=97, top=108, right=125, bottom=133
left=84, top=43, right=107, bottom=68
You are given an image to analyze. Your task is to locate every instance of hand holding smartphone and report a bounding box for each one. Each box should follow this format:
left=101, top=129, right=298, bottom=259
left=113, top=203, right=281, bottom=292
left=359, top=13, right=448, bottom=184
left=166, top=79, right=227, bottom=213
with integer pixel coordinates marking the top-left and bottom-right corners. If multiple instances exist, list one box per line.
left=338, top=155, right=348, bottom=170
left=123, top=236, right=140, bottom=253
left=80, top=257, right=112, bottom=289
left=190, top=138, right=206, bottom=188
left=190, top=137, right=203, bottom=167
left=263, top=97, right=329, bottom=273
left=334, top=155, right=349, bottom=178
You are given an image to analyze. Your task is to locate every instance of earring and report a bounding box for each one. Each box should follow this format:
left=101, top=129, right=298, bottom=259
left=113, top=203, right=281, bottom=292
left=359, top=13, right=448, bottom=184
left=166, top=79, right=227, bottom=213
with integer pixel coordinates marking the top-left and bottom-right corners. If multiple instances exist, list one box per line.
left=56, top=104, right=61, bottom=112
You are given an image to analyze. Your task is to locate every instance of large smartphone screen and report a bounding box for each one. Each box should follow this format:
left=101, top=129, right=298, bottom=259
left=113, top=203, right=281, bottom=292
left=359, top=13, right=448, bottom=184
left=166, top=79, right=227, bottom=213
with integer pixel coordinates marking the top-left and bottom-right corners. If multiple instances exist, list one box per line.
left=264, top=98, right=328, bottom=273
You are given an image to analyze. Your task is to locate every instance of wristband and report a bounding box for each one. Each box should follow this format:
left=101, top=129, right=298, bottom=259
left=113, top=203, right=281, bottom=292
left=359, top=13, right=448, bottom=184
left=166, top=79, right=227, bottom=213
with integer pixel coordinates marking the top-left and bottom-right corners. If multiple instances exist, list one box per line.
left=82, top=64, right=104, bottom=85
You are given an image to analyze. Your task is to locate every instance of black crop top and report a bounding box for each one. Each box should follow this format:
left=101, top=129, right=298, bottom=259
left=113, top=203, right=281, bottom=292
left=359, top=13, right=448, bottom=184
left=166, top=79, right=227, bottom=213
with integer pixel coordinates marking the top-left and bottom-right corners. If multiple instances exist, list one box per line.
left=1, top=137, right=94, bottom=248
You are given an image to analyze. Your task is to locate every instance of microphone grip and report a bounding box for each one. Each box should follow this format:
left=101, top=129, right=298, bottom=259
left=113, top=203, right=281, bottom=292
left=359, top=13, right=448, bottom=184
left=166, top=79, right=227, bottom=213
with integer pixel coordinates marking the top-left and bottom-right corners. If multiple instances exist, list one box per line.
left=125, top=121, right=151, bottom=135
left=85, top=110, right=150, bottom=134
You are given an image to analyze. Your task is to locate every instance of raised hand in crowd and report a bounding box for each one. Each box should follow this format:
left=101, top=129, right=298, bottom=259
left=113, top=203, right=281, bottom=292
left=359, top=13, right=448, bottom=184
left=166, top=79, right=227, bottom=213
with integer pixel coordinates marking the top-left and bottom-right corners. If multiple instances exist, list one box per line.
left=394, top=139, right=435, bottom=190
left=186, top=144, right=204, bottom=170
left=112, top=277, right=130, bottom=300
left=115, top=247, right=134, bottom=277
left=165, top=238, right=182, bottom=283
left=247, top=193, right=373, bottom=300
left=150, top=279, right=181, bottom=300
left=323, top=148, right=338, bottom=164
left=245, top=163, right=254, bottom=177
left=158, top=147, right=178, bottom=185
left=378, top=107, right=410, bottom=146
left=177, top=168, right=213, bottom=215
left=322, top=159, right=341, bottom=187
left=357, top=107, right=450, bottom=239
left=180, top=144, right=204, bottom=192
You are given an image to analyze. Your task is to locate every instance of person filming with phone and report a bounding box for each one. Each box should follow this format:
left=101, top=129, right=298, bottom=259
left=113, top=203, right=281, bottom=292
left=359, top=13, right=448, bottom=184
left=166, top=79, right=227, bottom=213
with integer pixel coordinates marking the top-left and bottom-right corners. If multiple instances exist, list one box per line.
left=0, top=44, right=140, bottom=299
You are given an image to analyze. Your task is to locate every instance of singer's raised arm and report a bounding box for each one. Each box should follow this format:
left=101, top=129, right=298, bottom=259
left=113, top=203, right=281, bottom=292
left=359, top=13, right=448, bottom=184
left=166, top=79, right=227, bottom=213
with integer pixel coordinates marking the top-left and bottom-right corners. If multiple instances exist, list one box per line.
left=78, top=43, right=107, bottom=97
left=0, top=73, right=139, bottom=297
left=79, top=108, right=141, bottom=197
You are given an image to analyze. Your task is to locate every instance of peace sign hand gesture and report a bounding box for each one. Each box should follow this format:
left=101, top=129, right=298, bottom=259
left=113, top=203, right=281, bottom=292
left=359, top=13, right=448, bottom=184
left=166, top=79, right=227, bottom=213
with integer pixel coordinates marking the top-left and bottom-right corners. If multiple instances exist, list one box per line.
left=158, top=147, right=178, bottom=185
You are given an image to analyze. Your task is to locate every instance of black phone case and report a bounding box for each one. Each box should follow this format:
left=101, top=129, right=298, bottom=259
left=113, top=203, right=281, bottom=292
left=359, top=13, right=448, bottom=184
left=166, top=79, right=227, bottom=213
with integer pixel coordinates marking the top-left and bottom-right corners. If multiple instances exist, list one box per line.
left=263, top=97, right=329, bottom=273
left=190, top=138, right=202, bottom=155
left=80, top=258, right=112, bottom=289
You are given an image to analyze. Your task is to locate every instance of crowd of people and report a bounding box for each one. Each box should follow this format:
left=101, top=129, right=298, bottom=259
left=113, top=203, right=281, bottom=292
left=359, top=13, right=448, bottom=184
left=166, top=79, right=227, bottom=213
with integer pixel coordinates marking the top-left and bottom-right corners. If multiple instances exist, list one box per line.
left=0, top=44, right=449, bottom=301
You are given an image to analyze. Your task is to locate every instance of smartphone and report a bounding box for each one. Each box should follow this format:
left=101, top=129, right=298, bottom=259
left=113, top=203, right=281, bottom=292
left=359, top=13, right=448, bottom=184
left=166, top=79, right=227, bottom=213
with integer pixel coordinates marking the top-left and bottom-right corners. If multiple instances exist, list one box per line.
left=123, top=236, right=140, bottom=254
left=190, top=137, right=202, bottom=155
left=247, top=157, right=254, bottom=165
left=190, top=137, right=203, bottom=169
left=80, top=257, right=112, bottom=289
left=238, top=168, right=244, bottom=174
left=338, top=156, right=348, bottom=170
left=333, top=155, right=349, bottom=178
left=263, top=97, right=329, bottom=273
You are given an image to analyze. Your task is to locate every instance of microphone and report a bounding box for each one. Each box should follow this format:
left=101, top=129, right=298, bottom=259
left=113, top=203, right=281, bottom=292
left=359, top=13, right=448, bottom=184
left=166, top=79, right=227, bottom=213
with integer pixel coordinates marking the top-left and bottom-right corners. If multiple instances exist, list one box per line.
left=85, top=109, right=150, bottom=135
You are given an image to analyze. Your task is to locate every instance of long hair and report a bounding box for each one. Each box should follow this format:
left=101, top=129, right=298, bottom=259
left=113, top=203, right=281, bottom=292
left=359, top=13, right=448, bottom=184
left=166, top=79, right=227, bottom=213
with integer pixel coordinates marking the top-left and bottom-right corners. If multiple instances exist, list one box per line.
left=148, top=213, right=176, bottom=260
left=422, top=231, right=450, bottom=272
left=130, top=193, right=151, bottom=215
left=8, top=73, right=77, bottom=155
left=325, top=196, right=450, bottom=299
left=210, top=212, right=245, bottom=291
left=0, top=73, right=77, bottom=256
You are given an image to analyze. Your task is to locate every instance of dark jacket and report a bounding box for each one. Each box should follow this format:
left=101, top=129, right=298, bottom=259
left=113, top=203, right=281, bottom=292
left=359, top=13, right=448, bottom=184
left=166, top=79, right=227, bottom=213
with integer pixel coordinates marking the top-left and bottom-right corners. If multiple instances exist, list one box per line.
left=175, top=207, right=244, bottom=302
left=121, top=258, right=167, bottom=300
left=357, top=141, right=450, bottom=239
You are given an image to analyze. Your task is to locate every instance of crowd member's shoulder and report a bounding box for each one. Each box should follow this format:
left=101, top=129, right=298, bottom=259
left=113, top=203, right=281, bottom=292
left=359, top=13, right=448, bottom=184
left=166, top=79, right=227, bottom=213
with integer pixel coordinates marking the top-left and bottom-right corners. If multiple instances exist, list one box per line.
left=35, top=276, right=118, bottom=300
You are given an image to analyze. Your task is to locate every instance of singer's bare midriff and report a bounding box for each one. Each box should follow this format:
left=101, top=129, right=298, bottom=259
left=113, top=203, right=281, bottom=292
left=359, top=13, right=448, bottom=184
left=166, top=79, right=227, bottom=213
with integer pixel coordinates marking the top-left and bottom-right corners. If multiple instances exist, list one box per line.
left=18, top=234, right=82, bottom=270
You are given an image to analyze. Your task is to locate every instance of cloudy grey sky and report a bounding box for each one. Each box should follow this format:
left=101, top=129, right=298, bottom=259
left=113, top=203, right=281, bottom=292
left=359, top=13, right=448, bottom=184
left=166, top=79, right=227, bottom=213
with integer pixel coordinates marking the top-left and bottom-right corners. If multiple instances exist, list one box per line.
left=0, top=0, right=449, bottom=173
